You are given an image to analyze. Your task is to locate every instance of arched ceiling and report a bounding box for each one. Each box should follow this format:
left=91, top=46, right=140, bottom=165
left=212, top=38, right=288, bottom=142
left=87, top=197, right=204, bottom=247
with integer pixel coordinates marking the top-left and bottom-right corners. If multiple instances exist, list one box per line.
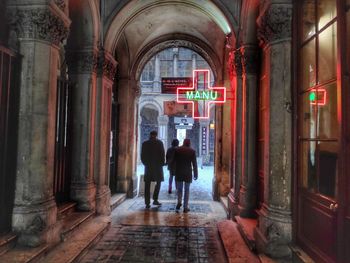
left=103, top=0, right=235, bottom=78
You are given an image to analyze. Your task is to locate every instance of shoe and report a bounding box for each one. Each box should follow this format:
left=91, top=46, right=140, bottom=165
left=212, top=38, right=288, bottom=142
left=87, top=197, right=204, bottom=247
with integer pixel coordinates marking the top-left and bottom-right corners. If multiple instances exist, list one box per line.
left=168, top=190, right=172, bottom=194
left=183, top=208, right=190, bottom=213
left=145, top=204, right=151, bottom=209
left=153, top=201, right=162, bottom=206
left=176, top=203, right=182, bottom=210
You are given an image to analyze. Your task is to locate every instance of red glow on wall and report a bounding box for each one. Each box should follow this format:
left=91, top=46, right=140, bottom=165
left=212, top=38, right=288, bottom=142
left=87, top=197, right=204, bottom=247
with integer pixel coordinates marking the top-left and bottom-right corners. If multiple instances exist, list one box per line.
left=176, top=69, right=226, bottom=119
left=309, top=88, right=327, bottom=106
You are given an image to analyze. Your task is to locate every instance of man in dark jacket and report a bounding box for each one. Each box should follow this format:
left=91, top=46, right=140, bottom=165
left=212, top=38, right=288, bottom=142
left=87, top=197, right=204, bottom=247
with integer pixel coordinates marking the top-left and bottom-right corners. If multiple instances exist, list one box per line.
left=174, top=138, right=198, bottom=213
left=141, top=130, right=165, bottom=208
left=166, top=139, right=179, bottom=194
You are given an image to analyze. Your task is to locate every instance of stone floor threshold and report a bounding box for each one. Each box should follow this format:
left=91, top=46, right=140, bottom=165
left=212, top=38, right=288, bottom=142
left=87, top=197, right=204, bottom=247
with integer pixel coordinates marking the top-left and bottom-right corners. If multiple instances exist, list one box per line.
left=217, top=220, right=260, bottom=263
left=110, top=193, right=127, bottom=211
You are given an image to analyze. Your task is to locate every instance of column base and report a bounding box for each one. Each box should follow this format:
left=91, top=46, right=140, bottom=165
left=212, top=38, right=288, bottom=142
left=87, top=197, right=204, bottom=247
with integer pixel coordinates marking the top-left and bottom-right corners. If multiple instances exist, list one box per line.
left=70, top=181, right=96, bottom=211
left=254, top=204, right=292, bottom=259
left=127, top=175, right=138, bottom=198
left=227, top=189, right=239, bottom=219
left=116, top=175, right=137, bottom=198
left=239, top=186, right=257, bottom=218
left=212, top=177, right=219, bottom=201
left=12, top=198, right=60, bottom=247
left=96, top=185, right=111, bottom=216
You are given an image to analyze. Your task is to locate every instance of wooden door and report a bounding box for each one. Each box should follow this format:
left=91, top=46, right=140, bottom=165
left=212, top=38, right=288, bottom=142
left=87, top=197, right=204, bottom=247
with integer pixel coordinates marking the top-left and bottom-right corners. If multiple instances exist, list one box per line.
left=296, top=1, right=346, bottom=262
left=53, top=78, right=72, bottom=203
left=0, top=46, right=19, bottom=233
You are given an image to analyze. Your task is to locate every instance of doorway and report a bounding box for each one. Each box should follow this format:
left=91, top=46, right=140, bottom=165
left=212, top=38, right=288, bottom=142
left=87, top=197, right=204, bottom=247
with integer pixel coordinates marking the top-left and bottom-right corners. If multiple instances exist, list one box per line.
left=295, top=1, right=348, bottom=262
left=0, top=46, right=19, bottom=234
left=136, top=47, right=216, bottom=200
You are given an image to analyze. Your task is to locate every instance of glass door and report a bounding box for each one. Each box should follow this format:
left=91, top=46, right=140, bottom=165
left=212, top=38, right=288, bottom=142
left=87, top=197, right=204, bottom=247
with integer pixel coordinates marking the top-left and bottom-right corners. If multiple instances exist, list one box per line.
left=297, top=1, right=340, bottom=262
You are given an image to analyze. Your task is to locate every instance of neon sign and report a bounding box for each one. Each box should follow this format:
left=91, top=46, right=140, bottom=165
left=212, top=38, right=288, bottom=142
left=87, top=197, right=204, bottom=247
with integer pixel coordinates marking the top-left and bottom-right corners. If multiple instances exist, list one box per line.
left=176, top=69, right=226, bottom=119
left=309, top=88, right=327, bottom=106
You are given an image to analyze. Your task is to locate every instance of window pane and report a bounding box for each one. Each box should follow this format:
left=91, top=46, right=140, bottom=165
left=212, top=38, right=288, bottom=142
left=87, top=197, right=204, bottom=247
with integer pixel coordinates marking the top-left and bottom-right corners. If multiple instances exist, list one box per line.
left=300, top=141, right=317, bottom=191
left=317, top=82, right=339, bottom=139
left=318, top=0, right=336, bottom=30
left=318, top=141, right=338, bottom=198
left=300, top=91, right=317, bottom=139
left=318, top=22, right=337, bottom=84
left=301, top=0, right=316, bottom=41
left=300, top=39, right=316, bottom=90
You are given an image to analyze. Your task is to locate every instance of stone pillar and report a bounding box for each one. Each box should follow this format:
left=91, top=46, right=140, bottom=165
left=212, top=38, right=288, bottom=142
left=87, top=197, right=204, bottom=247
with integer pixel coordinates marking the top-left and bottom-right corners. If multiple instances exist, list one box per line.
left=153, top=54, right=160, bottom=91
left=158, top=115, right=169, bottom=148
left=192, top=54, right=196, bottom=71
left=254, top=3, right=293, bottom=258
left=213, top=104, right=223, bottom=201
left=94, top=50, right=118, bottom=215
left=66, top=48, right=98, bottom=211
left=218, top=77, right=233, bottom=197
left=238, top=45, right=259, bottom=218
left=117, top=78, right=139, bottom=197
left=7, top=2, right=70, bottom=246
left=173, top=52, right=178, bottom=77
left=228, top=49, right=243, bottom=218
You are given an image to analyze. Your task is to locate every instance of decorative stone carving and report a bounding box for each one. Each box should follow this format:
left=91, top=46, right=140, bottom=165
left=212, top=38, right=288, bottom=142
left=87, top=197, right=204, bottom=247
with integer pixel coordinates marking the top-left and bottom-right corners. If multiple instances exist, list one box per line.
left=97, top=50, right=118, bottom=81
left=7, top=8, right=69, bottom=46
left=241, top=46, right=258, bottom=75
left=66, top=50, right=98, bottom=74
left=257, top=4, right=292, bottom=45
left=234, top=49, right=243, bottom=76
left=228, top=49, right=242, bottom=77
left=54, top=0, right=66, bottom=11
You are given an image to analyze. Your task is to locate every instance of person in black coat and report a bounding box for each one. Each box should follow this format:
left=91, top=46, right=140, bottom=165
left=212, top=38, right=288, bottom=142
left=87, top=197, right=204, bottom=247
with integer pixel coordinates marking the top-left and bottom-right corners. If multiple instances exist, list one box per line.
left=141, top=130, right=165, bottom=208
left=174, top=138, right=198, bottom=213
left=166, top=139, right=179, bottom=194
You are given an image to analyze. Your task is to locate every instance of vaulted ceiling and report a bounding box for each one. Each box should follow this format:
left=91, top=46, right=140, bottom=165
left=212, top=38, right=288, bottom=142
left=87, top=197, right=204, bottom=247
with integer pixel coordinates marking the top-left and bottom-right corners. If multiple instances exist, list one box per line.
left=102, top=0, right=239, bottom=78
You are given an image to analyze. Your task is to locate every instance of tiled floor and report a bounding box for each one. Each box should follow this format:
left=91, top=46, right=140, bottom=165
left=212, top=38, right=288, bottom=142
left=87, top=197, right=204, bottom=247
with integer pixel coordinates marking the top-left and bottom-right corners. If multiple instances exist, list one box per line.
left=80, top=166, right=229, bottom=263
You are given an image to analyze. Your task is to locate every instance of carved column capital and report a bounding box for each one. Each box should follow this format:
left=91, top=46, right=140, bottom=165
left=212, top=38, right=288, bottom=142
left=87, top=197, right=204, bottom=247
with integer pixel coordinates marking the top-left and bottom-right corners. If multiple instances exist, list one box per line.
left=257, top=4, right=292, bottom=46
left=240, top=46, right=259, bottom=75
left=66, top=49, right=99, bottom=74
left=228, top=49, right=243, bottom=77
left=97, top=50, right=118, bottom=81
left=7, top=6, right=70, bottom=46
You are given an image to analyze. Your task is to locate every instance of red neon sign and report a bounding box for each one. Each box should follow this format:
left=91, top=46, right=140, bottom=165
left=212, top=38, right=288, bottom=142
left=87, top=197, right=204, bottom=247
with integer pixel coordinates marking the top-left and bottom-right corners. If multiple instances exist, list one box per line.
left=309, top=88, right=327, bottom=106
left=176, top=69, right=226, bottom=119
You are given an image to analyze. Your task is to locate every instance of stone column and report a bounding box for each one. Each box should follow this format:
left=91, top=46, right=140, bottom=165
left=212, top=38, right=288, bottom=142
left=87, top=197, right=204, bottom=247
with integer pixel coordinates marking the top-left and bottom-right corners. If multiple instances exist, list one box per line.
left=228, top=49, right=243, bottom=218
left=66, top=48, right=98, bottom=211
left=192, top=54, right=197, bottom=71
left=117, top=78, right=139, bottom=197
left=239, top=45, right=259, bottom=218
left=94, top=50, right=117, bottom=215
left=173, top=52, right=178, bottom=77
left=7, top=2, right=70, bottom=246
left=158, top=115, right=169, bottom=148
left=153, top=54, right=160, bottom=91
left=254, top=3, right=292, bottom=258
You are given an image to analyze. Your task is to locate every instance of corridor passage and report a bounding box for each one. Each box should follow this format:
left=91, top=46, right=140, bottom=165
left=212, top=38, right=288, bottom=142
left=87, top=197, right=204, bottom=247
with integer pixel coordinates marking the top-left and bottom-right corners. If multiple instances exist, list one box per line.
left=80, top=166, right=228, bottom=262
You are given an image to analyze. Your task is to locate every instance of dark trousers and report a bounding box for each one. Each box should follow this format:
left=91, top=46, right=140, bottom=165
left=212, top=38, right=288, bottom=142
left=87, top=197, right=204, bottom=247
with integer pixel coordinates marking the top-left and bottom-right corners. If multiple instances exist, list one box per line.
left=144, top=181, right=161, bottom=205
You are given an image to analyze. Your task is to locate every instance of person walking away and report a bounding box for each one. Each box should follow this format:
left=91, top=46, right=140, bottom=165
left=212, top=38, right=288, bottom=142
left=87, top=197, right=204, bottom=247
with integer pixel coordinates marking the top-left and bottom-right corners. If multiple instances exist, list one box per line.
left=174, top=138, right=198, bottom=213
left=166, top=139, right=179, bottom=194
left=141, top=130, right=165, bottom=209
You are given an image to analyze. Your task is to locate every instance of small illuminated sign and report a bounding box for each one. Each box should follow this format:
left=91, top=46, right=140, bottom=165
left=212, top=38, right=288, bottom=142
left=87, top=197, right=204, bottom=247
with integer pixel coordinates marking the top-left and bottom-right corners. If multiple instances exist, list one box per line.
left=309, top=88, right=326, bottom=106
left=176, top=69, right=226, bottom=119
